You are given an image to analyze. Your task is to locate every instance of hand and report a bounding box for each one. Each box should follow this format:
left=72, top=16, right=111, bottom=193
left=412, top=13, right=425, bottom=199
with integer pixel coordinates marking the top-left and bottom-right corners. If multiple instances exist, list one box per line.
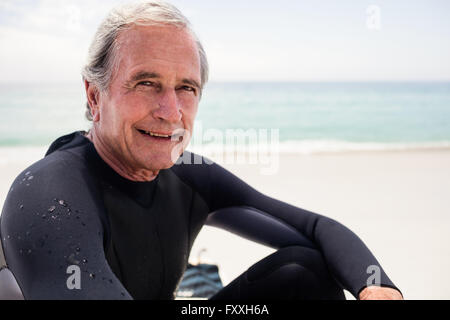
left=359, top=286, right=403, bottom=300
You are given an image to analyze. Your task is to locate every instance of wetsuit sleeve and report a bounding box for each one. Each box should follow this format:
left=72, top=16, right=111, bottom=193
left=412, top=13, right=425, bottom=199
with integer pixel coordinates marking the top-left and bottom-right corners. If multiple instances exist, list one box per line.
left=172, top=158, right=401, bottom=298
left=0, top=155, right=132, bottom=300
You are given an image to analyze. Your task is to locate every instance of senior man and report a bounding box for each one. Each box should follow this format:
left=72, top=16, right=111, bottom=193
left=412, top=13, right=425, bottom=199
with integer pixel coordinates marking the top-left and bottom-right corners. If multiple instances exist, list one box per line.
left=0, top=1, right=402, bottom=300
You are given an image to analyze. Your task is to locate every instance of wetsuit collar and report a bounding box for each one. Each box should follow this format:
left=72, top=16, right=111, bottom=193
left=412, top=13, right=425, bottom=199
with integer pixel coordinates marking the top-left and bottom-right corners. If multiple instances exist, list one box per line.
left=46, top=131, right=158, bottom=208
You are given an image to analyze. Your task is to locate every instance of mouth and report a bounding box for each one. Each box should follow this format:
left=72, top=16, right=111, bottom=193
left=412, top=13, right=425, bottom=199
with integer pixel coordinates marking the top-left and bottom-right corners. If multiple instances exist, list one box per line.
left=137, top=129, right=184, bottom=142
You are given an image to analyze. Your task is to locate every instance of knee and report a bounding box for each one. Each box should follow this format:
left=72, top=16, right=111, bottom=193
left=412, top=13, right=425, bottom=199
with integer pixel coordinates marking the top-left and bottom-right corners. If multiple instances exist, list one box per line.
left=278, top=263, right=344, bottom=300
left=267, top=262, right=314, bottom=288
left=247, top=246, right=328, bottom=281
left=246, top=246, right=345, bottom=300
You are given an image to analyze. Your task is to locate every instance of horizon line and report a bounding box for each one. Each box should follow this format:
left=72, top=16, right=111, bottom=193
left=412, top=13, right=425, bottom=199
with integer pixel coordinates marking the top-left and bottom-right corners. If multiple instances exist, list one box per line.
left=1, top=79, right=450, bottom=86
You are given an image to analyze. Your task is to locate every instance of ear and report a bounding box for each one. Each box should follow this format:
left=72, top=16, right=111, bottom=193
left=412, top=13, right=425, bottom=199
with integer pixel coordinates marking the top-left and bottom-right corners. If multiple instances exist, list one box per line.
left=85, top=80, right=101, bottom=122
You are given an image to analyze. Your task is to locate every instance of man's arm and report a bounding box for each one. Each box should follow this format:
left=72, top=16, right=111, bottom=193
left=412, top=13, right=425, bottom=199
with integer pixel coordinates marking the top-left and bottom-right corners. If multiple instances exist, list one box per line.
left=172, top=157, right=402, bottom=299
left=0, top=156, right=131, bottom=299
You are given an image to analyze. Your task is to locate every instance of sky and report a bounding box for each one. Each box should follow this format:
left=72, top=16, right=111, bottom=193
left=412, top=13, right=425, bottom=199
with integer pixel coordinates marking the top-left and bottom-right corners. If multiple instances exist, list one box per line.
left=0, top=0, right=449, bottom=83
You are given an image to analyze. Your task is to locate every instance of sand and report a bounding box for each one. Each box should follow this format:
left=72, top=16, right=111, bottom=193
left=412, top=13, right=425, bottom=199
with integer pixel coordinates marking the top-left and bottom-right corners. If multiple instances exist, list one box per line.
left=1, top=147, right=449, bottom=299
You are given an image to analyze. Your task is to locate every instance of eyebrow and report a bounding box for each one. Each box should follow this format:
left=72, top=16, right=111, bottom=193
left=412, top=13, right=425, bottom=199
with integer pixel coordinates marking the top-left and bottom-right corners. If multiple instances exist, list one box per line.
left=129, top=71, right=201, bottom=90
left=181, top=78, right=201, bottom=90
left=129, top=71, right=160, bottom=82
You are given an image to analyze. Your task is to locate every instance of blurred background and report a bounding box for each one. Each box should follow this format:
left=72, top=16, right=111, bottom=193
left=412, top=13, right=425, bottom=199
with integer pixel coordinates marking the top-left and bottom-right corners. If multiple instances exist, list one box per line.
left=1, top=0, right=450, bottom=147
left=0, top=0, right=449, bottom=299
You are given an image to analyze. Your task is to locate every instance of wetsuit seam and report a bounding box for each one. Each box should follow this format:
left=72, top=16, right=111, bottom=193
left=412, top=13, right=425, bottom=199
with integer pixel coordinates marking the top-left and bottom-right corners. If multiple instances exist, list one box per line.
left=152, top=184, right=165, bottom=299
left=243, top=205, right=304, bottom=237
left=110, top=239, right=126, bottom=285
left=58, top=149, right=113, bottom=251
left=187, top=190, right=196, bottom=253
left=310, top=216, right=319, bottom=244
left=166, top=167, right=211, bottom=226
left=247, top=196, right=320, bottom=247
left=169, top=165, right=212, bottom=212
left=154, top=221, right=165, bottom=299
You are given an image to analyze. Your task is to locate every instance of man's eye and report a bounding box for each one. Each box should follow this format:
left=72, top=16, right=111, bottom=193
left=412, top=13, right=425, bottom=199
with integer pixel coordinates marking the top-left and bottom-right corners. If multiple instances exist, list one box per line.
left=179, top=86, right=196, bottom=93
left=136, top=81, right=154, bottom=87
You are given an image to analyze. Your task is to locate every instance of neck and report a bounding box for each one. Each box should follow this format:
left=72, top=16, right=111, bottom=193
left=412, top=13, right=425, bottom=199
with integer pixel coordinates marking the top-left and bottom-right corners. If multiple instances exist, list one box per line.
left=85, top=129, right=159, bottom=182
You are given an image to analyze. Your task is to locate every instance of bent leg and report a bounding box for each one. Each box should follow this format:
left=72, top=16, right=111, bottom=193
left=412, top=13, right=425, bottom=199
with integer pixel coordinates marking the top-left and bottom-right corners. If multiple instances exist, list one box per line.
left=210, top=246, right=345, bottom=300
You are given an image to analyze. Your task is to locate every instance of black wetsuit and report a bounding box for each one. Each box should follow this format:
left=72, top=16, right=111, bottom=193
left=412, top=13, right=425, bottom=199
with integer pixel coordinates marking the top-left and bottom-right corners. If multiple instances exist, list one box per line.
left=0, top=131, right=400, bottom=299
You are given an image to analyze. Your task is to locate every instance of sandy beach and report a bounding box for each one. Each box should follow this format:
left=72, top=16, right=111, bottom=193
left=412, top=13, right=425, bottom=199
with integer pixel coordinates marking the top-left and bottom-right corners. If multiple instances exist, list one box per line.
left=1, top=147, right=449, bottom=300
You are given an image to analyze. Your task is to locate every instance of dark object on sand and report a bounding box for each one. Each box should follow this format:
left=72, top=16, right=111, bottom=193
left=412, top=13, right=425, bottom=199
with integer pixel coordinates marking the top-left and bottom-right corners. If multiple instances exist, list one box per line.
left=176, top=263, right=224, bottom=299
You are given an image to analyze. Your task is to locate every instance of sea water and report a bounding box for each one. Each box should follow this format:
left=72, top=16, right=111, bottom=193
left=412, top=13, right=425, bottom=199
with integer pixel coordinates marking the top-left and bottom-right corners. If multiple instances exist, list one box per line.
left=0, top=82, right=449, bottom=153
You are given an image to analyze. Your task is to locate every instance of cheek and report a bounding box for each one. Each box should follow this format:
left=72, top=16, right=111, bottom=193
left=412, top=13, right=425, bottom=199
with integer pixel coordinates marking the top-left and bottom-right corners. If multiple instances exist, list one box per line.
left=109, top=94, right=149, bottom=126
left=179, top=95, right=199, bottom=122
left=182, top=108, right=197, bottom=133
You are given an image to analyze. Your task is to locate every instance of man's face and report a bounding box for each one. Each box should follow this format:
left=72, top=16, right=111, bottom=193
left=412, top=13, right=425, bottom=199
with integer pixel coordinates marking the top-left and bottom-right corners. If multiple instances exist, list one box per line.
left=93, top=24, right=201, bottom=172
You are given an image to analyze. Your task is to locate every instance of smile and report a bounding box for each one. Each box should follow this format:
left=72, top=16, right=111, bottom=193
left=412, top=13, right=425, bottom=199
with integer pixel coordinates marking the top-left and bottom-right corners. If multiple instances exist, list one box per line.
left=137, top=129, right=184, bottom=142
left=139, top=130, right=170, bottom=138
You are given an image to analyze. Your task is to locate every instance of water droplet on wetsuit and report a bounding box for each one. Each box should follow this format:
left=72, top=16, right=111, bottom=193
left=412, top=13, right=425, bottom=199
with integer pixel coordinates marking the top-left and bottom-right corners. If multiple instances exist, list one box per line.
left=48, top=206, right=56, bottom=213
left=68, top=253, right=80, bottom=265
left=19, top=205, right=24, bottom=210
left=82, top=259, right=88, bottom=264
left=89, top=273, right=96, bottom=279
left=59, top=200, right=67, bottom=207
left=27, top=176, right=34, bottom=180
left=25, top=171, right=31, bottom=176
left=76, top=247, right=80, bottom=252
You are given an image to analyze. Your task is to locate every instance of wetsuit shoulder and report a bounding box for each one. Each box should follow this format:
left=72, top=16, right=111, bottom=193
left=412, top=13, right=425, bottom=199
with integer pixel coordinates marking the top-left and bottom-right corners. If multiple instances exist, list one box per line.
left=0, top=138, right=131, bottom=299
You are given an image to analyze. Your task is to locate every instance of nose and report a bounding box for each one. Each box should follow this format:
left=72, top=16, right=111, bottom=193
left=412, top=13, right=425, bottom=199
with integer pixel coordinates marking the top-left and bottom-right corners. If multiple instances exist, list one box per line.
left=152, top=88, right=182, bottom=123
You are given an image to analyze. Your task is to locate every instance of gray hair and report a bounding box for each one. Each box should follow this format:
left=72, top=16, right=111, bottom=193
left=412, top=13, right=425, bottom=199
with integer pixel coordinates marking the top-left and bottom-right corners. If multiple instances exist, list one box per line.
left=81, top=0, right=209, bottom=121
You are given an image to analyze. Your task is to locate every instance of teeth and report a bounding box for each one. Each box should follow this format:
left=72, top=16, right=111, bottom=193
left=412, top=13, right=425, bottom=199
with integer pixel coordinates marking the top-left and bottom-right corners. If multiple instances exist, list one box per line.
left=144, top=131, right=170, bottom=138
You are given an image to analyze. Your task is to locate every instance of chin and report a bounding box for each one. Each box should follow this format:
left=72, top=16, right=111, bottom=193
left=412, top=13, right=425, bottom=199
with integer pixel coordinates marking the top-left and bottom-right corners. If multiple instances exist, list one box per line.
left=143, top=155, right=175, bottom=171
left=136, top=144, right=185, bottom=171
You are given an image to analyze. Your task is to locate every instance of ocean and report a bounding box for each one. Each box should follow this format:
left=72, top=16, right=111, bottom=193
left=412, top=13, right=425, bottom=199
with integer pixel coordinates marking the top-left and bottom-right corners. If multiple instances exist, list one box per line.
left=1, top=82, right=449, bottom=153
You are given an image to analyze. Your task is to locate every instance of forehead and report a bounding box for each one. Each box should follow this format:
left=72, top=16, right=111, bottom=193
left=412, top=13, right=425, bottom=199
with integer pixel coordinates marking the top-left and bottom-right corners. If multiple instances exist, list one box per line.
left=115, top=24, right=201, bottom=80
